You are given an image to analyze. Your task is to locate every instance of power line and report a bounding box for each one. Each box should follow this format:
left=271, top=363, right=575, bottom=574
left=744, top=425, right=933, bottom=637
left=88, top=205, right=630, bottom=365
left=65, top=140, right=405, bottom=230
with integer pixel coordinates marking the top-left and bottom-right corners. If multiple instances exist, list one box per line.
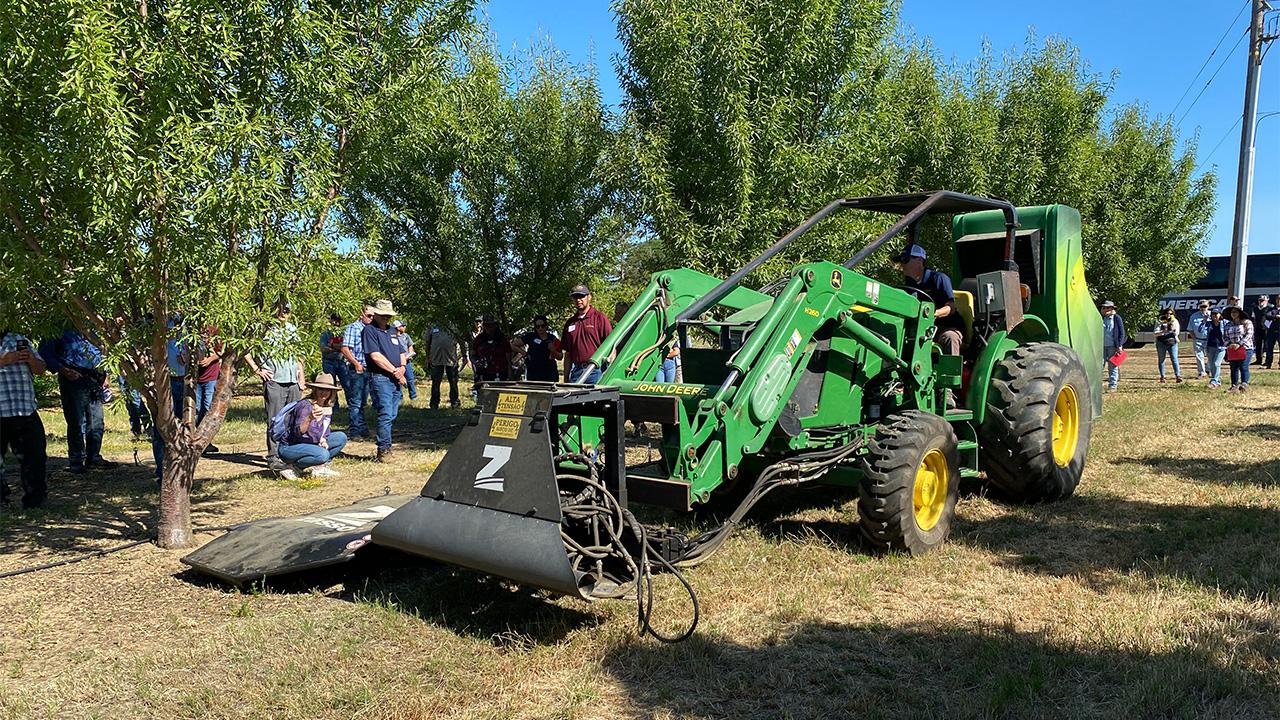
left=1176, top=28, right=1251, bottom=131
left=1169, top=0, right=1253, bottom=118
left=1195, top=117, right=1243, bottom=173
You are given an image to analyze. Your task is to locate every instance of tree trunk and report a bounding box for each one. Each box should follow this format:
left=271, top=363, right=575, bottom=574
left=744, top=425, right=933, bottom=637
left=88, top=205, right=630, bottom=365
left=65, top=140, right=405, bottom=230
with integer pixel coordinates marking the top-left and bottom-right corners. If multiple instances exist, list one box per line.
left=157, top=444, right=198, bottom=548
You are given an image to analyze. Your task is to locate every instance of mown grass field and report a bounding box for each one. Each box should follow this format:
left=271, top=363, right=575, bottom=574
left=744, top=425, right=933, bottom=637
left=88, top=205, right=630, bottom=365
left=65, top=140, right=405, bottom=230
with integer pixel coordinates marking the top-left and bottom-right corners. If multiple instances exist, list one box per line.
left=2, top=348, right=1279, bottom=719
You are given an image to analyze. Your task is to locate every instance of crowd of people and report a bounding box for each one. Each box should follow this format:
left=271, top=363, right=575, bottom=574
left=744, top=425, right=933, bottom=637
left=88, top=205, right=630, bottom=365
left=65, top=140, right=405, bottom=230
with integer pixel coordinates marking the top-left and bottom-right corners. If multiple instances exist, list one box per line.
left=1101, top=294, right=1279, bottom=393
left=0, top=283, right=623, bottom=506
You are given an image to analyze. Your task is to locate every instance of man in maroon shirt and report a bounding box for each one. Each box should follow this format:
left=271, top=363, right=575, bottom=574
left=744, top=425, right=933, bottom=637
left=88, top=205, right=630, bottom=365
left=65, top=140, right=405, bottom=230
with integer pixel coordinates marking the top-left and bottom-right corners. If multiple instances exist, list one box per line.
left=562, top=284, right=612, bottom=384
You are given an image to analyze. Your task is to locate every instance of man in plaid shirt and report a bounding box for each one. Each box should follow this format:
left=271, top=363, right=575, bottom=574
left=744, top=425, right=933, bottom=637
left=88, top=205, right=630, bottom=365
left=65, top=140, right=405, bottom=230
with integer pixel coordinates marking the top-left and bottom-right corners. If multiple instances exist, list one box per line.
left=1, top=330, right=48, bottom=508
left=338, top=306, right=373, bottom=438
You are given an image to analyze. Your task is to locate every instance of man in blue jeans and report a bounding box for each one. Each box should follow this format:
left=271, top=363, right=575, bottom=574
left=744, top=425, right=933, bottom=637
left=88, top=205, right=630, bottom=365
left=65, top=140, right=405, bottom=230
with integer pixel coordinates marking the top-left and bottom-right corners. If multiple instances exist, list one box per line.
left=362, top=299, right=407, bottom=462
left=339, top=306, right=374, bottom=438
left=38, top=329, right=117, bottom=473
left=1185, top=300, right=1213, bottom=379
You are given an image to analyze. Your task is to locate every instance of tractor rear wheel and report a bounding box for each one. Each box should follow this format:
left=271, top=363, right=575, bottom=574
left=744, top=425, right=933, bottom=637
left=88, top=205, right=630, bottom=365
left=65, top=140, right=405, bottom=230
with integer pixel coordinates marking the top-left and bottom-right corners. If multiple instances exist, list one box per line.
left=857, top=411, right=960, bottom=555
left=980, top=342, right=1092, bottom=502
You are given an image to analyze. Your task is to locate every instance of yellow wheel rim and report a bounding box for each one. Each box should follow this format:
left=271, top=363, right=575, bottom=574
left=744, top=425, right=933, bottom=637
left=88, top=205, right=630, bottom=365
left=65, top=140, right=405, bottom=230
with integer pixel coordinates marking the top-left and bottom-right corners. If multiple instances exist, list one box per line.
left=1051, top=384, right=1080, bottom=467
left=913, top=449, right=949, bottom=531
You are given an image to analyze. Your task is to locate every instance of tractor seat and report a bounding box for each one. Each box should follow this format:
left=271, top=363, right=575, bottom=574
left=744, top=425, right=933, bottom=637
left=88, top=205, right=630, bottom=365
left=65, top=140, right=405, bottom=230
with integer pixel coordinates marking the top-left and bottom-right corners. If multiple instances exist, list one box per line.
left=952, top=290, right=975, bottom=345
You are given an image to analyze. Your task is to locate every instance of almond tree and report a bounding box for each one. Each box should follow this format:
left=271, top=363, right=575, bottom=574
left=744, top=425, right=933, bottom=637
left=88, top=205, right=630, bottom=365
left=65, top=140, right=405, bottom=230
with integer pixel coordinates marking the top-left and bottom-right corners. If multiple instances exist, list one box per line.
left=0, top=0, right=468, bottom=547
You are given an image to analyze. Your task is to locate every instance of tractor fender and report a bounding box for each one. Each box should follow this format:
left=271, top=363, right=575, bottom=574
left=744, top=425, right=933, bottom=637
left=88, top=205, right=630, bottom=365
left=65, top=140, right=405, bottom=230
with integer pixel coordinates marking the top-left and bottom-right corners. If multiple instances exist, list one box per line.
left=1008, top=315, right=1051, bottom=343
left=965, top=330, right=1020, bottom=425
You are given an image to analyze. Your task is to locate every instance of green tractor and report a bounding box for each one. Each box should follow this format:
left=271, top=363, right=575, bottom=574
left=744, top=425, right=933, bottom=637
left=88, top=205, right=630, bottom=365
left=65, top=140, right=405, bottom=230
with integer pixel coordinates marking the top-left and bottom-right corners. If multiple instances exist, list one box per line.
left=184, top=191, right=1102, bottom=637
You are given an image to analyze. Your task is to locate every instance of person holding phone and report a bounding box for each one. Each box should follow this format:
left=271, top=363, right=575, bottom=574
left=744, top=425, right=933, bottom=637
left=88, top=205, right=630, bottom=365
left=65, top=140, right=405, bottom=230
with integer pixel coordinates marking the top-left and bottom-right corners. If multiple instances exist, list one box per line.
left=276, top=373, right=346, bottom=480
left=1, top=331, right=48, bottom=508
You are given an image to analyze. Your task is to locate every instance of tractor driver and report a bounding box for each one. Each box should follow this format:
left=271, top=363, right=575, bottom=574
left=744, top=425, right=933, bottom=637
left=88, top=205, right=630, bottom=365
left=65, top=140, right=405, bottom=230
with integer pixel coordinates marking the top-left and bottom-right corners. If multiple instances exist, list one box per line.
left=895, top=244, right=964, bottom=356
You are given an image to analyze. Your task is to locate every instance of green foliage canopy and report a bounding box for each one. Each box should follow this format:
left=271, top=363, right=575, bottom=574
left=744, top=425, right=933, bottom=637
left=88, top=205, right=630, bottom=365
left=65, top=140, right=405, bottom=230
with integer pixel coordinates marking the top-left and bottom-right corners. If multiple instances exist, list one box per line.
left=349, top=38, right=630, bottom=337
left=0, top=0, right=468, bottom=544
left=616, top=0, right=898, bottom=277
left=616, top=0, right=1216, bottom=322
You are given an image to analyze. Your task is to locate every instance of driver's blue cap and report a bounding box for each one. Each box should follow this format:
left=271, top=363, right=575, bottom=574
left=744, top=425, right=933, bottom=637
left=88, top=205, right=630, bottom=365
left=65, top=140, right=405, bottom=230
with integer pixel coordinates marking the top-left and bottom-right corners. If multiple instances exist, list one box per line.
left=895, top=244, right=927, bottom=262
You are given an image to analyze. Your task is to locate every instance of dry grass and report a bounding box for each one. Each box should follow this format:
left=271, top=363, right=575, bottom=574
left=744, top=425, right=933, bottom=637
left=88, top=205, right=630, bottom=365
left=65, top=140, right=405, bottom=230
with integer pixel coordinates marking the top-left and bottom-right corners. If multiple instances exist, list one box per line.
left=2, top=350, right=1279, bottom=719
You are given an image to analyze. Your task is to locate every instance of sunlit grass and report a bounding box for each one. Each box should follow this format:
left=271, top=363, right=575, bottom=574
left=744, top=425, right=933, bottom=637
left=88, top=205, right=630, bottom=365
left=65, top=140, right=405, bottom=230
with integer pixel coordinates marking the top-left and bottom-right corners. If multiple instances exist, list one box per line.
left=2, top=354, right=1279, bottom=718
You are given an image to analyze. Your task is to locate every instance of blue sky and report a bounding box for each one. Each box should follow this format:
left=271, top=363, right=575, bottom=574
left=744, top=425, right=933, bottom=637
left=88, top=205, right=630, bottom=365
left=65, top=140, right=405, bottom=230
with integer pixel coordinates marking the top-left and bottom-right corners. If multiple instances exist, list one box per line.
left=481, top=0, right=1278, bottom=257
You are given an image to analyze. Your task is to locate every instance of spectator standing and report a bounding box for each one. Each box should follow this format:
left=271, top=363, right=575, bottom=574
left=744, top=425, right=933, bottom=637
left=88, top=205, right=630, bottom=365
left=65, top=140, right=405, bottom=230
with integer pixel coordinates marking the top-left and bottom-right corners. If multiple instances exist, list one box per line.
left=150, top=328, right=190, bottom=481
left=1, top=330, right=48, bottom=508
left=362, top=299, right=406, bottom=461
left=1186, top=300, right=1214, bottom=379
left=392, top=320, right=418, bottom=401
left=1100, top=300, right=1126, bottom=392
left=1205, top=308, right=1228, bottom=389
left=471, top=316, right=512, bottom=383
left=1262, top=296, right=1280, bottom=369
left=562, top=285, right=613, bottom=384
left=467, top=316, right=484, bottom=401
left=276, top=373, right=346, bottom=480
left=513, top=315, right=562, bottom=383
left=1224, top=306, right=1255, bottom=392
left=427, top=325, right=462, bottom=409
left=194, top=327, right=224, bottom=441
left=1250, top=295, right=1270, bottom=366
left=118, top=376, right=150, bottom=440
left=339, top=306, right=374, bottom=439
left=658, top=342, right=681, bottom=383
left=1154, top=307, right=1183, bottom=384
left=244, top=304, right=305, bottom=473
left=38, top=329, right=116, bottom=473
left=318, top=313, right=344, bottom=410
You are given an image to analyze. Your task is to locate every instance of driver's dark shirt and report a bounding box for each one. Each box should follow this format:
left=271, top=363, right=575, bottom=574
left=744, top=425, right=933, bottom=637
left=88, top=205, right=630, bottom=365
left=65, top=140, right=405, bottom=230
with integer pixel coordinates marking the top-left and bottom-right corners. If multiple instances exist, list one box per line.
left=905, top=268, right=964, bottom=331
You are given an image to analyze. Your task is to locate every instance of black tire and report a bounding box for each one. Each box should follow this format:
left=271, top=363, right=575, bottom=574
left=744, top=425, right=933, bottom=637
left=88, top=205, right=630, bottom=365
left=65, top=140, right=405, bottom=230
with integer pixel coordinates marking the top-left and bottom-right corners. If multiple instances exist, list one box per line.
left=980, top=342, right=1092, bottom=502
left=857, top=411, right=960, bottom=555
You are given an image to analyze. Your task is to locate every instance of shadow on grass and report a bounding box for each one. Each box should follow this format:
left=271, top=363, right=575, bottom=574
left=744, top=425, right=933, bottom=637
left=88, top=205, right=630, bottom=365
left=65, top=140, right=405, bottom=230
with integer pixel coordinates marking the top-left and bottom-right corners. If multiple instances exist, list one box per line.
left=1229, top=423, right=1280, bottom=442
left=603, top=617, right=1280, bottom=719
left=342, top=565, right=604, bottom=647
left=1113, top=454, right=1280, bottom=488
left=0, top=463, right=237, bottom=558
left=957, top=494, right=1280, bottom=600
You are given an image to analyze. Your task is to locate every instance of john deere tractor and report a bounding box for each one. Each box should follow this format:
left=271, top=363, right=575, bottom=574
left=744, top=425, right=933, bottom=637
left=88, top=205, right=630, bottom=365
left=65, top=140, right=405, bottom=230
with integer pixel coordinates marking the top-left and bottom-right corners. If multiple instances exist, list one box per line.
left=185, top=191, right=1102, bottom=639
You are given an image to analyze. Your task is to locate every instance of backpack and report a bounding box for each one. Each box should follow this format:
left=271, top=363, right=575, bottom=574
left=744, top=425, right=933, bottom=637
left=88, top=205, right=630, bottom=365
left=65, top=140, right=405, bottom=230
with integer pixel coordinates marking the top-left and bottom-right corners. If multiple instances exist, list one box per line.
left=269, top=400, right=303, bottom=443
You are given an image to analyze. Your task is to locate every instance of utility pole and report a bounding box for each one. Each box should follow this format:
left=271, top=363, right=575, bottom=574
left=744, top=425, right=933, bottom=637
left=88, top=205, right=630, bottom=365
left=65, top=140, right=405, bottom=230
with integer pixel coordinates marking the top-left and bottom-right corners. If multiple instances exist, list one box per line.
left=1227, top=0, right=1277, bottom=302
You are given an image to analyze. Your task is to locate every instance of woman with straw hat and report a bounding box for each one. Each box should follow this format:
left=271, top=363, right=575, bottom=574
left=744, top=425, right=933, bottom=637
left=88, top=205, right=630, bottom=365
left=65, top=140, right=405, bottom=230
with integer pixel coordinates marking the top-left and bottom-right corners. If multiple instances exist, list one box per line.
left=276, top=372, right=346, bottom=479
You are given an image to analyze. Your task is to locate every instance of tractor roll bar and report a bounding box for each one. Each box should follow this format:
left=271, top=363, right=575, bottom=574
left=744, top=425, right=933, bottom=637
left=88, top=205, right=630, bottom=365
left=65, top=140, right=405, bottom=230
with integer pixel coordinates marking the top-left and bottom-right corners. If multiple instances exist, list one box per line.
left=676, top=190, right=1019, bottom=323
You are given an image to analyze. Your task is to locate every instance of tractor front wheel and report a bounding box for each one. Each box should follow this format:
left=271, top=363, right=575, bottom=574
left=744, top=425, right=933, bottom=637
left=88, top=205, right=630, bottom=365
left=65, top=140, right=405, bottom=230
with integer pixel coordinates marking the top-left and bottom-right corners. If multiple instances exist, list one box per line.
left=857, top=411, right=960, bottom=555
left=980, top=342, right=1092, bottom=502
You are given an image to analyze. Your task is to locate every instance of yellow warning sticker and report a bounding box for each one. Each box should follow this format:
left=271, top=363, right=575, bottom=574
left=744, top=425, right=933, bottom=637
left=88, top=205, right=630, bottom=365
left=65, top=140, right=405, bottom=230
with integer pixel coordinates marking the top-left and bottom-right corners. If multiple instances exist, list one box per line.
left=489, top=416, right=522, bottom=439
left=495, top=393, right=526, bottom=416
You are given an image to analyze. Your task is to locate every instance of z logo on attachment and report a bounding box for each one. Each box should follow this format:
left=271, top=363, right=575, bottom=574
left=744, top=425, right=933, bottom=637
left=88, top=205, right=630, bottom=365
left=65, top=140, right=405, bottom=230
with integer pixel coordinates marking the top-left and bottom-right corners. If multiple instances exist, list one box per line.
left=473, top=444, right=512, bottom=492
left=831, top=269, right=843, bottom=289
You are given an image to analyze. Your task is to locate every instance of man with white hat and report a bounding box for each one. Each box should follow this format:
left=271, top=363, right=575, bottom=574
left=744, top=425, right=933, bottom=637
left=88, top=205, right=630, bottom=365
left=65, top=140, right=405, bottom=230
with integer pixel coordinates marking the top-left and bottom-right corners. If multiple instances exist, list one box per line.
left=361, top=299, right=406, bottom=461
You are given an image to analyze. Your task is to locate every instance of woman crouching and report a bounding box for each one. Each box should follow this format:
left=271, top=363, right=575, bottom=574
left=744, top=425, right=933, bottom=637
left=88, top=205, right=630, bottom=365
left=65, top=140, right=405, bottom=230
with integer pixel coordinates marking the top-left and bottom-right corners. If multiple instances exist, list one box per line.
left=278, top=372, right=347, bottom=479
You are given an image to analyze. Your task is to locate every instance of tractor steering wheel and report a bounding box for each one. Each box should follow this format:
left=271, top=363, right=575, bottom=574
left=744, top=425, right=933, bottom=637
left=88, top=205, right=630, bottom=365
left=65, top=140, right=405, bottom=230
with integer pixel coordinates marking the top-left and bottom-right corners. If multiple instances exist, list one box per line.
left=897, top=285, right=933, bottom=303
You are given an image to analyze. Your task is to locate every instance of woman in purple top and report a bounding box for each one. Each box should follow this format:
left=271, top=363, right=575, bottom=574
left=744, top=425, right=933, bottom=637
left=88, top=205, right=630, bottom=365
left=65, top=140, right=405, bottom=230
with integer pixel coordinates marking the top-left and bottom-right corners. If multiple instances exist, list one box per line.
left=278, top=373, right=347, bottom=478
